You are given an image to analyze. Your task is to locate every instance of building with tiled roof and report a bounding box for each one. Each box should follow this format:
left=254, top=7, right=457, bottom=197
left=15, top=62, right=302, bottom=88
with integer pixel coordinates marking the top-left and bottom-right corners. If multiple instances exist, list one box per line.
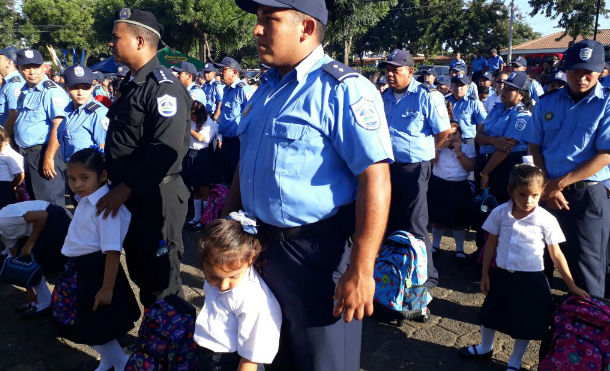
left=501, top=29, right=610, bottom=55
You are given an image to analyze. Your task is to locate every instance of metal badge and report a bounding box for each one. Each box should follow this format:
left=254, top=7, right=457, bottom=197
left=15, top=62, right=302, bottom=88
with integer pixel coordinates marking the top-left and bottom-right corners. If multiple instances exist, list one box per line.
left=119, top=8, right=131, bottom=19
left=544, top=112, right=554, bottom=121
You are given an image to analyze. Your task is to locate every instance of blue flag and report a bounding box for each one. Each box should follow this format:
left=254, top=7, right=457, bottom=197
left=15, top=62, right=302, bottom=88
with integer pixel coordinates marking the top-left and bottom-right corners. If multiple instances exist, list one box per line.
left=80, top=49, right=86, bottom=66
left=72, top=48, right=77, bottom=66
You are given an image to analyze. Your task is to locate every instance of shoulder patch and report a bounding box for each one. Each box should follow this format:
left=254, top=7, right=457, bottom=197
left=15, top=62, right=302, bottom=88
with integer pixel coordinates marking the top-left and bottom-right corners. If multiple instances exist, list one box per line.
left=540, top=87, right=561, bottom=100
left=85, top=101, right=101, bottom=112
left=10, top=76, right=22, bottom=83
left=351, top=98, right=381, bottom=130
left=152, top=67, right=174, bottom=84
left=322, top=61, right=359, bottom=82
left=156, top=94, right=177, bottom=117
left=43, top=80, right=58, bottom=89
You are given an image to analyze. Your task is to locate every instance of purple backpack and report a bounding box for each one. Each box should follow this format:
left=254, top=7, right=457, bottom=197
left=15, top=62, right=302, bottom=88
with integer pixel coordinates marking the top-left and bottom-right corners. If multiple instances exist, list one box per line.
left=199, top=184, right=229, bottom=226
left=539, top=296, right=610, bottom=371
left=125, top=295, right=198, bottom=371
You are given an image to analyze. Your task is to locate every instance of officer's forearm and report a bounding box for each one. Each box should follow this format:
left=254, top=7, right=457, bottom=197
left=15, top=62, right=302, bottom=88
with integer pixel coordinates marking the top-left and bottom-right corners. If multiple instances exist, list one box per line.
left=434, top=129, right=451, bottom=148
left=45, top=117, right=63, bottom=159
left=556, top=151, right=610, bottom=188
left=351, top=161, right=391, bottom=275
left=4, top=110, right=18, bottom=137
left=221, top=167, right=242, bottom=217
left=213, top=102, right=221, bottom=121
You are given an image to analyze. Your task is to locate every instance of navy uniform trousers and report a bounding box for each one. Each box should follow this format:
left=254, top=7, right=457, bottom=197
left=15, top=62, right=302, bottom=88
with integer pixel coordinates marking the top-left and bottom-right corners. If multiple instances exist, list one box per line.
left=258, top=208, right=361, bottom=371
left=550, top=183, right=610, bottom=298
left=389, top=160, right=438, bottom=287
left=23, top=145, right=66, bottom=207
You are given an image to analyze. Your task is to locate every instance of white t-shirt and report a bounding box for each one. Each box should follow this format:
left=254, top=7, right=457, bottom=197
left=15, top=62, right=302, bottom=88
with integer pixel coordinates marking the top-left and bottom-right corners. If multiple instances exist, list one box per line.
left=61, top=185, right=131, bottom=257
left=433, top=143, right=476, bottom=181
left=0, top=145, right=24, bottom=181
left=190, top=119, right=218, bottom=150
left=194, top=267, right=282, bottom=364
left=0, top=200, right=51, bottom=249
left=482, top=201, right=566, bottom=272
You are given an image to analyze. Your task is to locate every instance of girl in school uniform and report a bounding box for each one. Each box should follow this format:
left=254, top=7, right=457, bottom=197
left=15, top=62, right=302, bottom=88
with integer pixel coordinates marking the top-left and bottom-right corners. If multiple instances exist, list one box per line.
left=194, top=212, right=282, bottom=371
left=183, top=101, right=218, bottom=231
left=52, top=148, right=140, bottom=371
left=429, top=121, right=476, bottom=258
left=0, top=126, right=24, bottom=209
left=459, top=164, right=589, bottom=371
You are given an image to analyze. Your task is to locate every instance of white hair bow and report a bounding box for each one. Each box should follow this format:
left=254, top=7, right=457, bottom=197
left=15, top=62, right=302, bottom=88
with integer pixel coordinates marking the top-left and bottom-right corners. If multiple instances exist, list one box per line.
left=228, top=210, right=258, bottom=235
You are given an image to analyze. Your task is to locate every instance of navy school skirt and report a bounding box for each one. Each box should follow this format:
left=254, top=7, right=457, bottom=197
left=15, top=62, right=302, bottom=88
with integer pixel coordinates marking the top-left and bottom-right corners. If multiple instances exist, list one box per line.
left=181, top=147, right=216, bottom=190
left=24, top=204, right=71, bottom=276
left=479, top=267, right=553, bottom=340
left=428, top=175, right=474, bottom=228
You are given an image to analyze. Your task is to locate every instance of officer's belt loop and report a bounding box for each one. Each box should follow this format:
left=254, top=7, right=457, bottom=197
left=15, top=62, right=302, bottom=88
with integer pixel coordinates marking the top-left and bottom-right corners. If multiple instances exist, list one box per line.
left=161, top=173, right=180, bottom=185
left=563, top=181, right=600, bottom=192
left=258, top=203, right=355, bottom=242
left=22, top=144, right=44, bottom=154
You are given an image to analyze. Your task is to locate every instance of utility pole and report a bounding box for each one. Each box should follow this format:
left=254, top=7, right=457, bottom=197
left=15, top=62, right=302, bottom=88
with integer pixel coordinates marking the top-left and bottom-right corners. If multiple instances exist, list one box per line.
left=508, top=0, right=515, bottom=63
left=594, top=0, right=601, bottom=40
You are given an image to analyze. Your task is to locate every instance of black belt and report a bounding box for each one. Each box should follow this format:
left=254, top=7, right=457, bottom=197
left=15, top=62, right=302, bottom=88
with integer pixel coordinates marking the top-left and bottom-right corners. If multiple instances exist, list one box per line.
left=161, top=173, right=180, bottom=185
left=22, top=144, right=43, bottom=154
left=564, top=181, right=600, bottom=192
left=258, top=203, right=355, bottom=242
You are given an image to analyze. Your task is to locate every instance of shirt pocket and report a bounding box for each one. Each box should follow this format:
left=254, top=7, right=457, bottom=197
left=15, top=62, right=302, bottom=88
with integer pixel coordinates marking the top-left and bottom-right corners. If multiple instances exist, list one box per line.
left=573, top=118, right=598, bottom=150
left=401, top=110, right=424, bottom=135
left=266, top=120, right=319, bottom=175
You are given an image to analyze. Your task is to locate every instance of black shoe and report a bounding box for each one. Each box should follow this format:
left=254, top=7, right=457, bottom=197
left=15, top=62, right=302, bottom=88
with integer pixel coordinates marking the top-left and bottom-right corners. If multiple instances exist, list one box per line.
left=414, top=307, right=431, bottom=323
left=20, top=305, right=51, bottom=319
left=16, top=302, right=36, bottom=313
left=458, top=345, right=493, bottom=359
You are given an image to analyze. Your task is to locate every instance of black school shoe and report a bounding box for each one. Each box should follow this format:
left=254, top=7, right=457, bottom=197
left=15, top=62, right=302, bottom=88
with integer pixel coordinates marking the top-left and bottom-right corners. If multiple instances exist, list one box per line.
left=16, top=302, right=36, bottom=313
left=20, top=305, right=51, bottom=319
left=458, top=345, right=493, bottom=358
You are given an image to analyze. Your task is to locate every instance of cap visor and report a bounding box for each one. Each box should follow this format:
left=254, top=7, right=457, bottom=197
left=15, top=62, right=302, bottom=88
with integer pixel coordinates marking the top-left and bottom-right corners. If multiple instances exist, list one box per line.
left=235, top=0, right=292, bottom=14
left=379, top=61, right=405, bottom=68
left=564, top=63, right=603, bottom=73
left=503, top=81, right=524, bottom=90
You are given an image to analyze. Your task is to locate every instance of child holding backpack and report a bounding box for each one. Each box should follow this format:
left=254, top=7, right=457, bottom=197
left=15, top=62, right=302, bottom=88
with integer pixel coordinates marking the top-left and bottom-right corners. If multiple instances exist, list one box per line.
left=52, top=148, right=140, bottom=371
left=194, top=212, right=282, bottom=371
left=459, top=164, right=589, bottom=371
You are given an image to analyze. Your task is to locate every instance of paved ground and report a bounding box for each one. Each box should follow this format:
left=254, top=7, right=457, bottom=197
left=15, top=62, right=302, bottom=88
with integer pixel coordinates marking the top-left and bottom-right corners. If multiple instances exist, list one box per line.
left=0, top=229, right=568, bottom=370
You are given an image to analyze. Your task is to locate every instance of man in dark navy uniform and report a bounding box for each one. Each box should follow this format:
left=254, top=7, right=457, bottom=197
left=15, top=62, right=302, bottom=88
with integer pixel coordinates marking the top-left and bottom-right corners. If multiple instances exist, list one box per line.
left=96, top=8, right=192, bottom=306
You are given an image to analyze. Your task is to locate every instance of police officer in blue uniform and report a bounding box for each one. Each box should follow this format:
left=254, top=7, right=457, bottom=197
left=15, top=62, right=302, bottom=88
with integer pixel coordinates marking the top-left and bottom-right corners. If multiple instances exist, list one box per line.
left=0, top=46, right=24, bottom=132
left=214, top=56, right=249, bottom=185
left=435, top=75, right=452, bottom=96
left=14, top=48, right=69, bottom=206
left=448, top=72, right=487, bottom=143
left=471, top=51, right=488, bottom=82
left=510, top=56, right=544, bottom=104
left=520, top=40, right=610, bottom=298
left=477, top=71, right=496, bottom=97
left=92, top=71, right=109, bottom=98
left=172, top=61, right=207, bottom=105
left=451, top=64, right=479, bottom=99
left=201, top=63, right=224, bottom=120
left=96, top=8, right=191, bottom=306
left=487, top=48, right=504, bottom=74
left=58, top=65, right=108, bottom=162
left=382, top=49, right=451, bottom=288
left=227, top=0, right=393, bottom=369
left=544, top=69, right=567, bottom=93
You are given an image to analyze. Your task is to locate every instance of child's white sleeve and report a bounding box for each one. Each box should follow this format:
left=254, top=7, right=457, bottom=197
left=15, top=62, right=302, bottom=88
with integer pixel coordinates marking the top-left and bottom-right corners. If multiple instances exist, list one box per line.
left=544, top=214, right=566, bottom=245
left=481, top=206, right=501, bottom=235
left=97, top=207, right=131, bottom=253
left=6, top=156, right=23, bottom=176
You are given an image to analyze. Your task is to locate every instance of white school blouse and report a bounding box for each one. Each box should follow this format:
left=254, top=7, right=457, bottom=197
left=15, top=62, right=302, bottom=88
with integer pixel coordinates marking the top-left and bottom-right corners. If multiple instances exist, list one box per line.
left=190, top=119, right=218, bottom=150
left=61, top=185, right=131, bottom=257
left=0, top=200, right=51, bottom=250
left=482, top=201, right=565, bottom=272
left=194, top=267, right=282, bottom=364
left=433, top=143, right=476, bottom=181
left=0, top=145, right=24, bottom=181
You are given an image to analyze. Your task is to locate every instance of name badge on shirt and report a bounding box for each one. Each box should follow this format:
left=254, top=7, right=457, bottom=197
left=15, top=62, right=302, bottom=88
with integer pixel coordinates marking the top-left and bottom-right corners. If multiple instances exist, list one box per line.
left=351, top=98, right=380, bottom=130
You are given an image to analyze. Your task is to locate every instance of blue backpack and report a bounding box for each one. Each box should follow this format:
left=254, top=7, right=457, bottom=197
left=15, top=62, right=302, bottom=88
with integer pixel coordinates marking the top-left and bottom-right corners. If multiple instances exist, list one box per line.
left=373, top=231, right=432, bottom=324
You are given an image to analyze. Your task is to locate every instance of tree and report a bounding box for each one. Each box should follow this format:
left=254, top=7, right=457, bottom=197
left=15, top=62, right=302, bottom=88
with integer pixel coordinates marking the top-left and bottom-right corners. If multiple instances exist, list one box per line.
left=0, top=0, right=23, bottom=47
left=528, top=0, right=608, bottom=40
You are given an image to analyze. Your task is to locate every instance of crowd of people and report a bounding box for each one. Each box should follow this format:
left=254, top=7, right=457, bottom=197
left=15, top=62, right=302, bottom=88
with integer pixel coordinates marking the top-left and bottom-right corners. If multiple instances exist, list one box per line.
left=0, top=0, right=609, bottom=370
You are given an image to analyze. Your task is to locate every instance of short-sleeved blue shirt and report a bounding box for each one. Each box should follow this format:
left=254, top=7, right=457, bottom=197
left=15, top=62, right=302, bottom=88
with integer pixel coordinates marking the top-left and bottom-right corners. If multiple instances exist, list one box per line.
left=488, top=56, right=504, bottom=72
left=217, top=80, right=250, bottom=138
left=0, top=70, right=25, bottom=126
left=202, top=80, right=224, bottom=114
left=187, top=82, right=207, bottom=106
left=479, top=102, right=531, bottom=155
left=519, top=83, right=610, bottom=181
left=472, top=57, right=488, bottom=73
left=238, top=46, right=394, bottom=227
left=447, top=94, right=487, bottom=139
left=58, top=98, right=108, bottom=162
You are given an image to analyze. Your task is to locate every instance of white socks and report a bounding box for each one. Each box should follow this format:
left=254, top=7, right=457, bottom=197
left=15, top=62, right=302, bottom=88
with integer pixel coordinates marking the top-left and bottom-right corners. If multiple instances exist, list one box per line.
left=471, top=325, right=495, bottom=354
left=32, top=275, right=51, bottom=310
left=432, top=227, right=444, bottom=250
left=507, top=339, right=529, bottom=370
left=92, top=339, right=129, bottom=371
left=453, top=229, right=466, bottom=253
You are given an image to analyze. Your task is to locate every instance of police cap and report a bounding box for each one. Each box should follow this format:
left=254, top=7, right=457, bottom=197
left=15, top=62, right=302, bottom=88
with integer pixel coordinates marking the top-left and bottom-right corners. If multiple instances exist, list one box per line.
left=376, top=75, right=387, bottom=85
left=171, top=61, right=198, bottom=75
left=423, top=68, right=437, bottom=76
left=64, top=65, right=94, bottom=87
left=235, top=0, right=328, bottom=25
left=93, top=71, right=106, bottom=83
left=479, top=71, right=493, bottom=81
left=214, top=57, right=242, bottom=72
left=451, top=72, right=471, bottom=85
left=511, top=56, right=527, bottom=67
left=563, top=39, right=605, bottom=73
left=202, top=62, right=216, bottom=73
left=114, top=8, right=162, bottom=38
left=16, top=48, right=44, bottom=66
left=435, top=75, right=451, bottom=87
left=0, top=46, right=18, bottom=63
left=379, top=49, right=415, bottom=68
left=503, top=71, right=528, bottom=91
left=116, top=65, right=128, bottom=77
left=548, top=70, right=567, bottom=84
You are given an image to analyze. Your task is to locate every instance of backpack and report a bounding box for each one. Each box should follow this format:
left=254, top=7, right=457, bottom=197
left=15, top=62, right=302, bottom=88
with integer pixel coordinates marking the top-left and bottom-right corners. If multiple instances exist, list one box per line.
left=125, top=295, right=198, bottom=371
left=539, top=295, right=610, bottom=371
left=373, top=231, right=432, bottom=325
left=200, top=184, right=230, bottom=226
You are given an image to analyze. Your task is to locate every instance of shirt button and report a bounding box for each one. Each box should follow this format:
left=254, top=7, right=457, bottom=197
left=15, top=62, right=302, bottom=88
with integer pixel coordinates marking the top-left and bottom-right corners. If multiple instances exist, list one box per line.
left=248, top=179, right=252, bottom=183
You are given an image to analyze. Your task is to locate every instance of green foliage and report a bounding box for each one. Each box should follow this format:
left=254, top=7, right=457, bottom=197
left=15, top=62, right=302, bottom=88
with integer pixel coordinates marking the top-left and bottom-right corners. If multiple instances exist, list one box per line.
left=0, top=0, right=22, bottom=46
left=528, top=0, right=608, bottom=40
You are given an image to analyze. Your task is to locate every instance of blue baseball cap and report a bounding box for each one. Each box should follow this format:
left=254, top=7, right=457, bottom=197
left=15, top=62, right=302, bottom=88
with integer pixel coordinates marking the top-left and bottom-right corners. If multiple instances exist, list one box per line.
left=0, top=46, right=18, bottom=63
left=92, top=71, right=106, bottom=83
left=214, top=57, right=242, bottom=72
left=451, top=64, right=467, bottom=73
left=171, top=61, right=198, bottom=75
left=511, top=56, right=527, bottom=67
left=504, top=71, right=528, bottom=90
left=202, top=62, right=216, bottom=73
left=479, top=71, right=493, bottom=81
left=451, top=72, right=471, bottom=85
left=376, top=75, right=387, bottom=85
left=116, top=65, right=128, bottom=77
left=563, top=39, right=605, bottom=73
left=379, top=49, right=415, bottom=68
left=64, top=65, right=94, bottom=87
left=16, top=48, right=44, bottom=66
left=423, top=68, right=437, bottom=76
left=435, top=75, right=451, bottom=87
left=548, top=70, right=567, bottom=84
left=235, top=0, right=328, bottom=25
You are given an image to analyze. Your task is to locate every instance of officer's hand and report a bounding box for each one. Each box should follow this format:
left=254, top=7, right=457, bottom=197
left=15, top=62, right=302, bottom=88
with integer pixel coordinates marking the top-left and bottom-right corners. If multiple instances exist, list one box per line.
left=493, top=137, right=516, bottom=152
left=96, top=183, right=132, bottom=218
left=42, top=156, right=57, bottom=179
left=545, top=190, right=570, bottom=210
left=333, top=266, right=375, bottom=323
left=545, top=178, right=564, bottom=195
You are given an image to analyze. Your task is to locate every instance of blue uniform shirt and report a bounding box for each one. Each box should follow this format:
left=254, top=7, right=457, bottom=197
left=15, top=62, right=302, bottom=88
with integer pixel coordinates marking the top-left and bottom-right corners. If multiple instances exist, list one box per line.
left=15, top=78, right=69, bottom=149
left=0, top=70, right=25, bottom=126
left=519, top=84, right=610, bottom=181
left=217, top=80, right=250, bottom=138
left=448, top=94, right=487, bottom=139
left=202, top=80, right=224, bottom=114
left=450, top=58, right=465, bottom=69
left=92, top=84, right=108, bottom=98
left=237, top=45, right=394, bottom=227
left=187, top=82, right=207, bottom=106
left=529, top=78, right=545, bottom=104
left=472, top=57, right=488, bottom=73
left=383, top=78, right=450, bottom=163
left=479, top=102, right=531, bottom=155
left=58, top=98, right=108, bottom=162
left=488, top=55, right=504, bottom=73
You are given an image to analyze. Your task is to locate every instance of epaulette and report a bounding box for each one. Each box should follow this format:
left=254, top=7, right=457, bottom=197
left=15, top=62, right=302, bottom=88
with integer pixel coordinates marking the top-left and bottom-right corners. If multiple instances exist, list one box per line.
left=10, top=76, right=22, bottom=83
left=152, top=67, right=173, bottom=84
left=420, top=83, right=437, bottom=92
left=322, top=61, right=359, bottom=82
left=43, top=80, right=58, bottom=89
left=237, top=81, right=247, bottom=88
left=539, top=87, right=561, bottom=100
left=517, top=105, right=531, bottom=114
left=85, top=101, right=101, bottom=112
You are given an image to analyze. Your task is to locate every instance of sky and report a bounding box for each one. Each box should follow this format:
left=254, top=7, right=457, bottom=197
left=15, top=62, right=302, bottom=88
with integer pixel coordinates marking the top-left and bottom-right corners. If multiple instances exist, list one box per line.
left=514, top=0, right=610, bottom=36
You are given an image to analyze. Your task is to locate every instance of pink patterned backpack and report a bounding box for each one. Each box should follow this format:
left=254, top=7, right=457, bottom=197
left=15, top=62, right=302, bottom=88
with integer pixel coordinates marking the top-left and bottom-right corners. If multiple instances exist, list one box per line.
left=199, top=184, right=229, bottom=226
left=539, top=295, right=610, bottom=371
